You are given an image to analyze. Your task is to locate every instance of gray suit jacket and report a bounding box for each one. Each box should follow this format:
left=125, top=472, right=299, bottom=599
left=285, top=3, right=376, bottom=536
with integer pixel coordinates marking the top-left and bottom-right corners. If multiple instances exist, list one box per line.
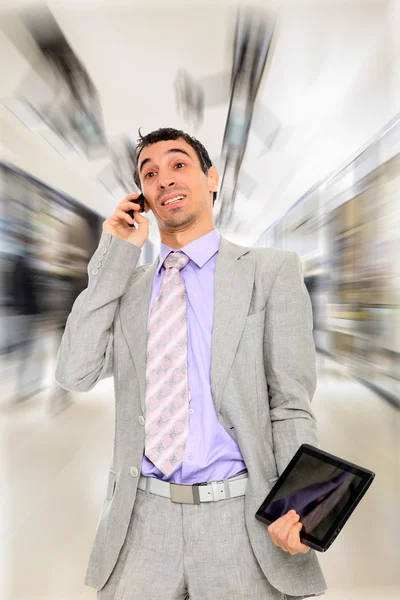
left=55, top=232, right=327, bottom=596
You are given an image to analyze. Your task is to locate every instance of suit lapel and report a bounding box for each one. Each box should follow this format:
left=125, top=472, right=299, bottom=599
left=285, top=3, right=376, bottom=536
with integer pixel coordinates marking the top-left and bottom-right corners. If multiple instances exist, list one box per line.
left=211, top=237, right=254, bottom=413
left=119, top=257, right=159, bottom=412
left=119, top=236, right=255, bottom=415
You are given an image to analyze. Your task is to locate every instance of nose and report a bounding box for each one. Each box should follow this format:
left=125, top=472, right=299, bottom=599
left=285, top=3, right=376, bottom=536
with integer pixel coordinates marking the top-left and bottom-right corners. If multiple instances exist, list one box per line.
left=158, top=175, right=176, bottom=190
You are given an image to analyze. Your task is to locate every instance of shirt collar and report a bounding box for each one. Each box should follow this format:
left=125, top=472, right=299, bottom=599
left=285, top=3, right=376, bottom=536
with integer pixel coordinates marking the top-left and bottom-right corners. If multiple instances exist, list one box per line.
left=157, top=229, right=221, bottom=275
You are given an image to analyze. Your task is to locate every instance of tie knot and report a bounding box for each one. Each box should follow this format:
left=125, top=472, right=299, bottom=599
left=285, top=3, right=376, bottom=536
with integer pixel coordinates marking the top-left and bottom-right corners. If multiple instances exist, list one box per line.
left=164, top=251, right=190, bottom=272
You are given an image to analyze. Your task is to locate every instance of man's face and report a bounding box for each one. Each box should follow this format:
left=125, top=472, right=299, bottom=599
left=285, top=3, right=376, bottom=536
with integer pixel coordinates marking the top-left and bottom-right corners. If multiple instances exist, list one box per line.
left=138, top=138, right=218, bottom=231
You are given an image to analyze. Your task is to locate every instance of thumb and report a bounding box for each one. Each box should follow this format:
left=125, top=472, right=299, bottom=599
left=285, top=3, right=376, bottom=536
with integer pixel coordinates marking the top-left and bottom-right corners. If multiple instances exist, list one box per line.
left=134, top=211, right=148, bottom=226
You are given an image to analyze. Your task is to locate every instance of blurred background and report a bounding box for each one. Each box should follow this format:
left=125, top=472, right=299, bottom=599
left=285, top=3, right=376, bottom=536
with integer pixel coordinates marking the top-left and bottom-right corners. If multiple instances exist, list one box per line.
left=0, top=0, right=399, bottom=599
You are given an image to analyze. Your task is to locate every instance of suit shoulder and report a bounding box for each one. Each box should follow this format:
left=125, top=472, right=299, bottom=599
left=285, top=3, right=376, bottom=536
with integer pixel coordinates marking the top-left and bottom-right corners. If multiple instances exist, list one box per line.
left=250, top=248, right=303, bottom=292
left=252, top=246, right=300, bottom=266
left=219, top=237, right=300, bottom=270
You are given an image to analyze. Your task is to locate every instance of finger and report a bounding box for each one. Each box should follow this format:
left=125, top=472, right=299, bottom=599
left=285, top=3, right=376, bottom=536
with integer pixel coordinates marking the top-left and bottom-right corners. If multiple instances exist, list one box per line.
left=268, top=517, right=294, bottom=550
left=267, top=532, right=286, bottom=552
left=123, top=192, right=141, bottom=201
left=133, top=210, right=148, bottom=225
left=119, top=201, right=142, bottom=211
left=267, top=513, right=293, bottom=540
left=285, top=522, right=303, bottom=555
left=269, top=510, right=298, bottom=530
left=114, top=210, right=135, bottom=224
left=277, top=510, right=299, bottom=525
left=267, top=523, right=279, bottom=547
left=274, top=511, right=300, bottom=540
left=294, top=522, right=310, bottom=553
left=287, top=522, right=310, bottom=555
left=269, top=512, right=300, bottom=552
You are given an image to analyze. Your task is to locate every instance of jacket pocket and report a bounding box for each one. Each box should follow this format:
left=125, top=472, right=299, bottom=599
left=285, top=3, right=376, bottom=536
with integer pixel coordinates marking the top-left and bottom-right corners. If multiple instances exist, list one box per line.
left=106, top=469, right=117, bottom=500
left=228, top=425, right=238, bottom=443
left=243, top=307, right=266, bottom=332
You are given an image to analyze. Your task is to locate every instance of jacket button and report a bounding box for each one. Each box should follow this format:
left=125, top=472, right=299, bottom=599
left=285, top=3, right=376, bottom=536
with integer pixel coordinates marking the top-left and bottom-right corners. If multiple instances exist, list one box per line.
left=138, top=416, right=145, bottom=426
left=130, top=466, right=139, bottom=478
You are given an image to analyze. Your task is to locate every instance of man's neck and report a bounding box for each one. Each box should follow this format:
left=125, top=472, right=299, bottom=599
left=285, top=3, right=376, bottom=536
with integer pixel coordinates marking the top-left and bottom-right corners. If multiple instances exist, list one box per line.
left=160, top=224, right=215, bottom=249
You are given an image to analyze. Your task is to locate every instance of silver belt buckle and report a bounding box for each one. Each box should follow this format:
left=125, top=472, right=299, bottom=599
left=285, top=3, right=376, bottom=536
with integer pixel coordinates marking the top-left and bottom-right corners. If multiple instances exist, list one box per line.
left=170, top=482, right=205, bottom=504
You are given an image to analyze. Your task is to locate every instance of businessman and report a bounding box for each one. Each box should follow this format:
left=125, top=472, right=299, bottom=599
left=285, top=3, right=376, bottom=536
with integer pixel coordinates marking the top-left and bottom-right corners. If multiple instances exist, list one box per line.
left=55, top=128, right=327, bottom=599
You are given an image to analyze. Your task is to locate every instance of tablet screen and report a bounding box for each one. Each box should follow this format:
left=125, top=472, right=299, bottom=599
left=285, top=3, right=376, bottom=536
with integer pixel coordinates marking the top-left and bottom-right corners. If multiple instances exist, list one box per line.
left=257, top=447, right=369, bottom=546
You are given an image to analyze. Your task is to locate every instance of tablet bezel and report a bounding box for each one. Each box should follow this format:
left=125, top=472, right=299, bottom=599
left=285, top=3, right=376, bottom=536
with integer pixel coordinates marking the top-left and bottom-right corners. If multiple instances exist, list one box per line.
left=255, top=444, right=375, bottom=552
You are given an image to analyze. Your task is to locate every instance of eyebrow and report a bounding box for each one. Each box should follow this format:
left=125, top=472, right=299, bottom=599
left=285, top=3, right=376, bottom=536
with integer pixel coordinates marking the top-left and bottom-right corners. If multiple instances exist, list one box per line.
left=139, top=148, right=193, bottom=175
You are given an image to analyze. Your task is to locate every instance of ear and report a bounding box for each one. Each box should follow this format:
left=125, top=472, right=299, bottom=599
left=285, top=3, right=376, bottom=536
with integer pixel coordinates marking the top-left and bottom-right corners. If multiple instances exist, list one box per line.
left=143, top=196, right=151, bottom=213
left=207, top=166, right=219, bottom=193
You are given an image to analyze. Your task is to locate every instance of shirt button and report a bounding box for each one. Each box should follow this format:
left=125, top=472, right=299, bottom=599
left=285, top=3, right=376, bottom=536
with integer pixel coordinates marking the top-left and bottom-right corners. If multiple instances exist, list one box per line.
left=138, top=415, right=145, bottom=426
left=101, top=247, right=107, bottom=255
left=96, top=262, right=102, bottom=269
left=130, top=466, right=139, bottom=478
left=188, top=453, right=194, bottom=460
left=188, top=409, right=194, bottom=415
left=92, top=268, right=99, bottom=276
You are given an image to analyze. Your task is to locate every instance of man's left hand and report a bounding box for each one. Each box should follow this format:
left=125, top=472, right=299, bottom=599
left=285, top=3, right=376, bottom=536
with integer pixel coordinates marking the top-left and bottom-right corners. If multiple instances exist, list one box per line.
left=267, top=510, right=310, bottom=555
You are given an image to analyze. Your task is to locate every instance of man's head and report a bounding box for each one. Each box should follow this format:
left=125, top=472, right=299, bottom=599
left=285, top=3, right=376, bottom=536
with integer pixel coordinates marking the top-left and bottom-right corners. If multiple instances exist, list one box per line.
left=133, top=128, right=218, bottom=235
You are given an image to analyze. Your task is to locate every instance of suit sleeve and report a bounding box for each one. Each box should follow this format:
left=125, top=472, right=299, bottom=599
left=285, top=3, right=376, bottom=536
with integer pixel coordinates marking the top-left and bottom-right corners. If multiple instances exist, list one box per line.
left=55, top=233, right=141, bottom=392
left=264, top=252, right=319, bottom=475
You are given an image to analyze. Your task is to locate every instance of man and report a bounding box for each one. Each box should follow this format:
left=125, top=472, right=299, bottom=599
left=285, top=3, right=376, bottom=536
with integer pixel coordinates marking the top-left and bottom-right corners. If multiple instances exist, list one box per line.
left=55, top=128, right=327, bottom=599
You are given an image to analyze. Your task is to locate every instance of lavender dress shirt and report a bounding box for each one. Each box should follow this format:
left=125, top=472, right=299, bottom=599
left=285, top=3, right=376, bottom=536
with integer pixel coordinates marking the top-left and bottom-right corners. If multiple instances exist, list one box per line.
left=141, top=229, right=247, bottom=484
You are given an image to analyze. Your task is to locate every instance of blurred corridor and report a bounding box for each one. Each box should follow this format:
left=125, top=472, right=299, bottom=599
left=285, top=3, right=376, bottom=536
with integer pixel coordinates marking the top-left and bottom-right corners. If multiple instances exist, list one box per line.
left=1, top=0, right=400, bottom=599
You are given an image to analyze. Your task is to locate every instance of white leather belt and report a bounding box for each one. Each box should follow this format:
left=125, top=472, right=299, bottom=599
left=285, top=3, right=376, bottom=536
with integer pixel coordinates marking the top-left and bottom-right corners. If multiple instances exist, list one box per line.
left=138, top=471, right=248, bottom=504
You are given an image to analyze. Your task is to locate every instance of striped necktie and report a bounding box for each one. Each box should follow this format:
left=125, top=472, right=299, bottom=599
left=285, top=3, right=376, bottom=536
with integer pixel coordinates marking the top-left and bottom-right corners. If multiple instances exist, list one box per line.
left=144, top=251, right=190, bottom=477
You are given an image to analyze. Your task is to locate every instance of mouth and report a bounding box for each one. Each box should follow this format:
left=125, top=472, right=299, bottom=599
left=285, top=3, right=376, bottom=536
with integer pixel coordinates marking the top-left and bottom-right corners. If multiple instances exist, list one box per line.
left=161, top=194, right=186, bottom=209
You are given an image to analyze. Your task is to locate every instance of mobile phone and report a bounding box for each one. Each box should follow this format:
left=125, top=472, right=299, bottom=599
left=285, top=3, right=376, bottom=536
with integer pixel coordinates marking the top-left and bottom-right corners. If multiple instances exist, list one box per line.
left=128, top=193, right=145, bottom=224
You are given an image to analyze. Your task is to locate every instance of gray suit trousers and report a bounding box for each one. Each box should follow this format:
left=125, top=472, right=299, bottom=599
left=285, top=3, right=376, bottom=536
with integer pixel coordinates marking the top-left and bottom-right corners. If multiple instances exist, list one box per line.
left=97, top=483, right=308, bottom=600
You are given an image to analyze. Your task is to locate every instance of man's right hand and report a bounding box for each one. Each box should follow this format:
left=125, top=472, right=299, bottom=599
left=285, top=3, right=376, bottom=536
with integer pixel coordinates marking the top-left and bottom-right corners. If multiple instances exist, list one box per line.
left=102, top=193, right=149, bottom=249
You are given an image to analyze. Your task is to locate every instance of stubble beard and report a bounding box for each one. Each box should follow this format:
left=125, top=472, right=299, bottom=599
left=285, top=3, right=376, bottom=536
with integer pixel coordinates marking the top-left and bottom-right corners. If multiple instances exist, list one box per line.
left=162, top=209, right=196, bottom=230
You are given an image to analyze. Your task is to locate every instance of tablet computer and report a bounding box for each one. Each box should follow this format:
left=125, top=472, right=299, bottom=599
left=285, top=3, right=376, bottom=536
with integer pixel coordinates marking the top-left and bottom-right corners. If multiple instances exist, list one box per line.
left=255, top=444, right=375, bottom=552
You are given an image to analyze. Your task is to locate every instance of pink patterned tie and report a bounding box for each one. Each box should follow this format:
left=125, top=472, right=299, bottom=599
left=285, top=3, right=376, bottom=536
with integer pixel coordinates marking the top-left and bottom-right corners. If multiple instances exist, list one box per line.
left=144, top=251, right=190, bottom=477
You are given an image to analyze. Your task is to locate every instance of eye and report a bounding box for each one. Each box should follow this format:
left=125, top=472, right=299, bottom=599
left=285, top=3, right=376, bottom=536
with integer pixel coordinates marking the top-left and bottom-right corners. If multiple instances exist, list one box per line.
left=174, top=162, right=185, bottom=169
left=144, top=171, right=155, bottom=179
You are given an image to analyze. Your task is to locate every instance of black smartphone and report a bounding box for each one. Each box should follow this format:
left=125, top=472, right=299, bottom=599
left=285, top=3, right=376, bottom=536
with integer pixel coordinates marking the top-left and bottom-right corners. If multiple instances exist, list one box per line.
left=128, top=193, right=145, bottom=224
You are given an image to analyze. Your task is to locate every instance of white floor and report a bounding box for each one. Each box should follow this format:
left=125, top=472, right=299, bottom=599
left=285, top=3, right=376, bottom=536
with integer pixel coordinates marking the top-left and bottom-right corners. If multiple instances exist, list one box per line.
left=1, top=343, right=399, bottom=600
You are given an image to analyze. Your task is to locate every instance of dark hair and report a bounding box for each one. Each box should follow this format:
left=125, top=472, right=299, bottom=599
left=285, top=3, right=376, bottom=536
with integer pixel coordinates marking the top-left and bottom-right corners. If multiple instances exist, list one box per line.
left=133, top=127, right=217, bottom=205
